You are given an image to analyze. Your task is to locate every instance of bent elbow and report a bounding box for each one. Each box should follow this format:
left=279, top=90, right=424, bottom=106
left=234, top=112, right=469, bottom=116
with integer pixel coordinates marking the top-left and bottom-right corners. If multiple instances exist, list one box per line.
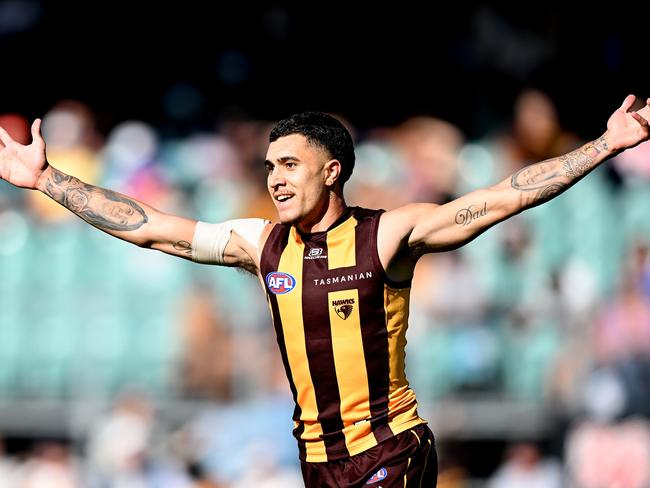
left=137, top=239, right=155, bottom=249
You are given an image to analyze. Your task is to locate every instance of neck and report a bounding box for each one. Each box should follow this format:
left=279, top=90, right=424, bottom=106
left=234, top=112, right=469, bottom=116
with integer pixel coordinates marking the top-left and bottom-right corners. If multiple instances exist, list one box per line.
left=297, top=191, right=347, bottom=234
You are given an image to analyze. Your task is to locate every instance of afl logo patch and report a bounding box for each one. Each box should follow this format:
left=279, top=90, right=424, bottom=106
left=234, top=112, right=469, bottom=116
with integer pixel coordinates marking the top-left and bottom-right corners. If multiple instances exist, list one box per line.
left=366, top=467, right=387, bottom=484
left=266, top=272, right=296, bottom=295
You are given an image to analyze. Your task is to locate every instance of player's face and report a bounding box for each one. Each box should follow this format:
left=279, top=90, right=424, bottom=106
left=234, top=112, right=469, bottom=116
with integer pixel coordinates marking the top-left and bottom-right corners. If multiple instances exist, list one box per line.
left=265, top=134, right=332, bottom=228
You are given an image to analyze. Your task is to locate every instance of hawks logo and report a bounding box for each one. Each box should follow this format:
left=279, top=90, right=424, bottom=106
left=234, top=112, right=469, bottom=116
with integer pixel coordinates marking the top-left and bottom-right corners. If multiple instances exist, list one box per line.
left=365, top=467, right=387, bottom=484
left=332, top=298, right=355, bottom=320
left=265, top=272, right=296, bottom=295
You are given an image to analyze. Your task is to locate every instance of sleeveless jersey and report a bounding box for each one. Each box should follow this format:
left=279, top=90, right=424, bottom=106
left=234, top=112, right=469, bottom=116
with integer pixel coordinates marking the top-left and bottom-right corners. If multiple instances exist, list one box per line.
left=260, top=206, right=424, bottom=462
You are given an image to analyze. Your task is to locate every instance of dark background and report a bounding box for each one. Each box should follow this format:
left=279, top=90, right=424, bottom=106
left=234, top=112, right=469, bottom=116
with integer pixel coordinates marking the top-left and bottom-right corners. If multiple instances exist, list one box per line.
left=2, top=2, right=648, bottom=139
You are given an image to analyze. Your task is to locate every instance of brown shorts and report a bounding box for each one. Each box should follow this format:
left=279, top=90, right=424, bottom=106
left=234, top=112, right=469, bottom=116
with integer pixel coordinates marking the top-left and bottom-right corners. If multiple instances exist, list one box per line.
left=300, top=423, right=437, bottom=487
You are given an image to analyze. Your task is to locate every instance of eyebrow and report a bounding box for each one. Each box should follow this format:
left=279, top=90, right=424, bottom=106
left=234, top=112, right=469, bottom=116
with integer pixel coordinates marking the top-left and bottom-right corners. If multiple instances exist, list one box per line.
left=264, top=156, right=301, bottom=166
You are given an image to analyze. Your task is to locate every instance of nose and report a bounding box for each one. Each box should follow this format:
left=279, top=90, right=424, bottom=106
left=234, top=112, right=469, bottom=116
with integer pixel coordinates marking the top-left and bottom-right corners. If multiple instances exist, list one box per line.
left=268, top=169, right=286, bottom=190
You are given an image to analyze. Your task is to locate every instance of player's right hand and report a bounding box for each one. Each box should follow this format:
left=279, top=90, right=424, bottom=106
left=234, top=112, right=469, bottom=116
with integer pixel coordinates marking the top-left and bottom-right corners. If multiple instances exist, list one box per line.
left=0, top=119, right=48, bottom=190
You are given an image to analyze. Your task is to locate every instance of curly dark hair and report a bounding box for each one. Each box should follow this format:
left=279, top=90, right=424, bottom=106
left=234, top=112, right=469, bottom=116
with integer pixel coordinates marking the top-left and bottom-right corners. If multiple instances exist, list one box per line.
left=269, top=112, right=355, bottom=187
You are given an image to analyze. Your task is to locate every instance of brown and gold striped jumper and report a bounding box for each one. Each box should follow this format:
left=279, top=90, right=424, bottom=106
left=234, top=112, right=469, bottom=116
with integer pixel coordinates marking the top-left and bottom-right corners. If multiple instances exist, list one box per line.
left=260, top=206, right=424, bottom=463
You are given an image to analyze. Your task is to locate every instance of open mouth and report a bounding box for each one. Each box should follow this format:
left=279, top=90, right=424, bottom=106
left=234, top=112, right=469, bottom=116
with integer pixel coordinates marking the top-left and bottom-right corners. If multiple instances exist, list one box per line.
left=275, top=194, right=294, bottom=203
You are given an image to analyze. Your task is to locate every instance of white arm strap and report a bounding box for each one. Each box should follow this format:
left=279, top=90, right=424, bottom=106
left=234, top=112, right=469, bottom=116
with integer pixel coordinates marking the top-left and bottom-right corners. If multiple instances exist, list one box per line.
left=191, top=218, right=269, bottom=264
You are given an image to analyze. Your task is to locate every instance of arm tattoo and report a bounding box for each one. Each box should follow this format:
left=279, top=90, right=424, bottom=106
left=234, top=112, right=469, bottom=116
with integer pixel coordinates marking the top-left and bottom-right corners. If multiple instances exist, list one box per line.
left=455, top=202, right=488, bottom=227
left=43, top=167, right=149, bottom=231
left=561, top=135, right=608, bottom=178
left=510, top=137, right=609, bottom=207
left=173, top=240, right=192, bottom=256
left=510, top=161, right=567, bottom=206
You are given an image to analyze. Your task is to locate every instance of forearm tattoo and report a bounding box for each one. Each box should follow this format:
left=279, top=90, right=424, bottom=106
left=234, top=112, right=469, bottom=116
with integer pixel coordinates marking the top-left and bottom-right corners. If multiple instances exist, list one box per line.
left=561, top=135, right=608, bottom=178
left=455, top=202, right=488, bottom=227
left=510, top=137, right=609, bottom=207
left=510, top=161, right=566, bottom=206
left=173, top=240, right=192, bottom=256
left=43, top=167, right=148, bottom=231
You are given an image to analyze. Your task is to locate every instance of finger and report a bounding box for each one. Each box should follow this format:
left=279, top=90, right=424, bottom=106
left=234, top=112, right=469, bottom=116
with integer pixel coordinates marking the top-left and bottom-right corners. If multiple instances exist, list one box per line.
left=621, top=94, right=637, bottom=112
left=631, top=111, right=650, bottom=128
left=31, top=118, right=43, bottom=146
left=31, top=118, right=41, bottom=139
left=0, top=125, right=13, bottom=146
left=628, top=95, right=647, bottom=112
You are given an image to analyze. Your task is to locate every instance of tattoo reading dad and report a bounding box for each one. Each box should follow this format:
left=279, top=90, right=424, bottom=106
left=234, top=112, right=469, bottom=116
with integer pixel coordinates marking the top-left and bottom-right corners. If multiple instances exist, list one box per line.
left=455, top=202, right=488, bottom=226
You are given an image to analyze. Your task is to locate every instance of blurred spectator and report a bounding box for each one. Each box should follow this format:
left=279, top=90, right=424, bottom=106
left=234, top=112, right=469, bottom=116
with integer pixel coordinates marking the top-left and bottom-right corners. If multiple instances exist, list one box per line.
left=0, top=436, right=18, bottom=487
left=86, top=391, right=153, bottom=487
left=18, top=442, right=81, bottom=488
left=594, top=242, right=650, bottom=366
left=230, top=442, right=303, bottom=488
left=189, top=396, right=299, bottom=486
left=436, top=448, right=469, bottom=488
left=496, top=88, right=580, bottom=178
left=589, top=242, right=650, bottom=418
left=487, top=442, right=563, bottom=488
left=187, top=462, right=221, bottom=488
left=389, top=116, right=465, bottom=203
left=178, top=285, right=233, bottom=400
left=0, top=113, right=30, bottom=144
left=345, top=138, right=409, bottom=211
left=411, top=251, right=488, bottom=324
left=613, top=136, right=650, bottom=181
left=566, top=418, right=650, bottom=488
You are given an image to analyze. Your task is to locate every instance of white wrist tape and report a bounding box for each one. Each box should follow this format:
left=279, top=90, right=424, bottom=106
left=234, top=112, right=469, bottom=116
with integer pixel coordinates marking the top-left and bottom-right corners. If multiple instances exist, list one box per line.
left=191, top=218, right=269, bottom=264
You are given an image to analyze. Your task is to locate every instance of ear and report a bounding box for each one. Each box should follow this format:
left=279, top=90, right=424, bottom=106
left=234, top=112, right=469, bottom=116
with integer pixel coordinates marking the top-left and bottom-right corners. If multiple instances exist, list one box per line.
left=324, top=159, right=341, bottom=187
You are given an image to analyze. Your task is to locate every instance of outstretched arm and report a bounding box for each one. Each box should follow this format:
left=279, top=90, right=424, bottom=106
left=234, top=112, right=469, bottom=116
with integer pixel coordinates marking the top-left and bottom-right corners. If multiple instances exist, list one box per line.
left=0, top=119, right=257, bottom=270
left=36, top=164, right=198, bottom=256
left=380, top=95, right=650, bottom=263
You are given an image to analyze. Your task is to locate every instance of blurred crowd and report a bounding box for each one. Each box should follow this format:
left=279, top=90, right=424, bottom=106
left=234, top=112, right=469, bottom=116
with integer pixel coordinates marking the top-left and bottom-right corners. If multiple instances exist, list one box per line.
left=1, top=88, right=650, bottom=486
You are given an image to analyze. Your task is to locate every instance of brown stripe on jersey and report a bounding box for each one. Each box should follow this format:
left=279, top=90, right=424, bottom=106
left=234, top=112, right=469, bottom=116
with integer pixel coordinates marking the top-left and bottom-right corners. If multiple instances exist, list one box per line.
left=300, top=229, right=348, bottom=459
left=262, top=225, right=307, bottom=459
left=355, top=211, right=393, bottom=444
